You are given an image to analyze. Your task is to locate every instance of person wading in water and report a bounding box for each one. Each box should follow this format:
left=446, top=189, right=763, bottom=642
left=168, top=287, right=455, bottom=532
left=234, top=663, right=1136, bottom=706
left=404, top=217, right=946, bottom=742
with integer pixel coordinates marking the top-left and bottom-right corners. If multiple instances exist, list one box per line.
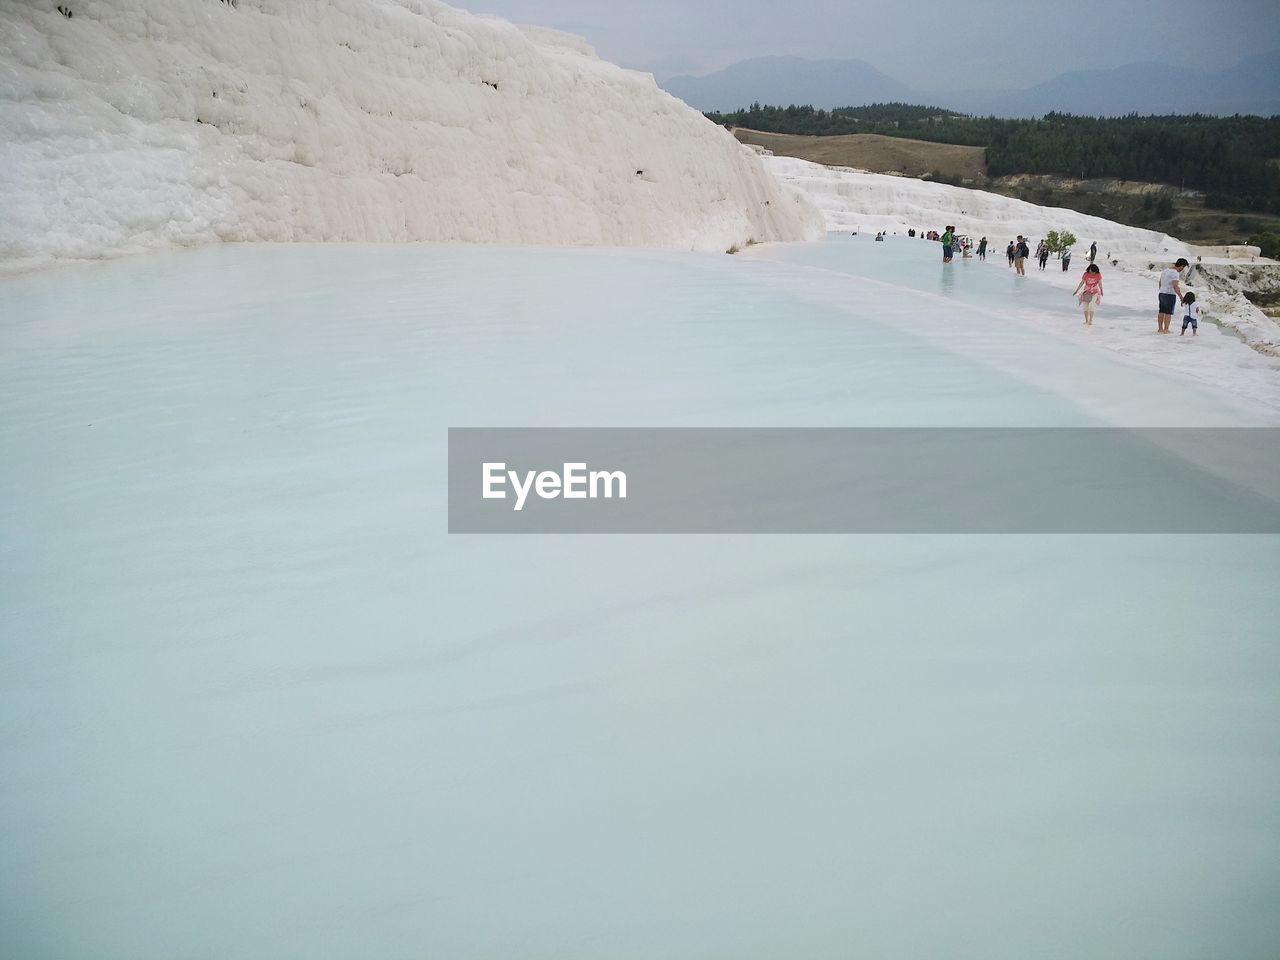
left=1072, top=263, right=1104, bottom=326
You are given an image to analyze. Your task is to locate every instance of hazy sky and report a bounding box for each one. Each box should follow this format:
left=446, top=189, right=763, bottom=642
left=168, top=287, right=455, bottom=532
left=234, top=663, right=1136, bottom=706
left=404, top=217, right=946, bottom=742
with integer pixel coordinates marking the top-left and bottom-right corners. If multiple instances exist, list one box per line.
left=471, top=0, right=1280, bottom=88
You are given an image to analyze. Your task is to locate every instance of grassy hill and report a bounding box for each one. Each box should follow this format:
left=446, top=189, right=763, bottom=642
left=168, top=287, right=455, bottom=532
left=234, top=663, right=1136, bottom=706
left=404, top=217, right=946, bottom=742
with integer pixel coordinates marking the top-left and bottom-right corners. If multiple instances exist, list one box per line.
left=732, top=129, right=986, bottom=182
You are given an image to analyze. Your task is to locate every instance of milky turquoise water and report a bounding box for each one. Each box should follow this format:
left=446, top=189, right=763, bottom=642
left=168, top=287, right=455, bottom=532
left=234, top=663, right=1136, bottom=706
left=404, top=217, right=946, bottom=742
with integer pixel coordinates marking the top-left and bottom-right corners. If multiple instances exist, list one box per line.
left=1, top=242, right=1277, bottom=959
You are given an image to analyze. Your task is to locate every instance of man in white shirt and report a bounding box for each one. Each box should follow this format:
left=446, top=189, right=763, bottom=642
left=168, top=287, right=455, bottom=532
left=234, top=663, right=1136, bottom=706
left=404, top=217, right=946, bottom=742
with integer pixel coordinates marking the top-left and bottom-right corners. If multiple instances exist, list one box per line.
left=1157, top=258, right=1189, bottom=334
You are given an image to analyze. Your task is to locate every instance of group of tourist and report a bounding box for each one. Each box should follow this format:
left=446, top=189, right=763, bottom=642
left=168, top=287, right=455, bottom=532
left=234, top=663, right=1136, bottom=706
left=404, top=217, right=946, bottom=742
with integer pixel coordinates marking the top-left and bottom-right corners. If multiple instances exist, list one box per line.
left=1064, top=253, right=1198, bottom=334
left=1063, top=252, right=1199, bottom=334
left=876, top=228, right=1201, bottom=335
left=994, top=237, right=1094, bottom=274
left=926, top=228, right=1202, bottom=335
left=1005, top=236, right=1032, bottom=274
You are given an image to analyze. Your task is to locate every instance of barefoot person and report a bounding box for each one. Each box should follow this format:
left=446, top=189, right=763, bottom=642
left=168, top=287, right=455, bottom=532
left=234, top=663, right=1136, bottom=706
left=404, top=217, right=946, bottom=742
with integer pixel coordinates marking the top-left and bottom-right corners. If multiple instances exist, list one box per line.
left=1072, top=263, right=1104, bottom=325
left=1157, top=258, right=1189, bottom=333
left=1013, top=236, right=1029, bottom=276
left=1180, top=291, right=1200, bottom=336
left=941, top=225, right=955, bottom=263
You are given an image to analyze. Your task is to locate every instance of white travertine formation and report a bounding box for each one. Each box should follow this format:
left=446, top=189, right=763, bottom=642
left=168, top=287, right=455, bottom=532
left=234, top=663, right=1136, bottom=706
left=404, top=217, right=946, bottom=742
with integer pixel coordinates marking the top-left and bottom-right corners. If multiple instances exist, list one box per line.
left=763, top=155, right=1194, bottom=260
left=0, top=0, right=822, bottom=269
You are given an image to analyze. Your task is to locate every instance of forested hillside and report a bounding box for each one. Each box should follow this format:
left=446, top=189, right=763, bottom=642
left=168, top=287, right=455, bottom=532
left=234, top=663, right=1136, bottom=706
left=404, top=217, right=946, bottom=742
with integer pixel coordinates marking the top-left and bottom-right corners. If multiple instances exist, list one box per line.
left=709, top=104, right=1280, bottom=214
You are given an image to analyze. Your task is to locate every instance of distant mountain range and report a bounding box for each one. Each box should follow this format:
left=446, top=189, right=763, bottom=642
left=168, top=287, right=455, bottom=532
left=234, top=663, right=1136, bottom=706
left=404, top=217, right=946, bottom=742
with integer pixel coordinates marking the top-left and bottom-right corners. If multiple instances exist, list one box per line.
left=662, top=57, right=914, bottom=115
left=661, top=51, right=1280, bottom=118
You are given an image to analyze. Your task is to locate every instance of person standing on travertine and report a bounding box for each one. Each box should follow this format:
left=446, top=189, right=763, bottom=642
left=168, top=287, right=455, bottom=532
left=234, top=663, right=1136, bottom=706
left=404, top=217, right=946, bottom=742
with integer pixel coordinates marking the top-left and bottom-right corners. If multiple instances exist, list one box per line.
left=1013, top=236, right=1029, bottom=275
left=1157, top=258, right=1189, bottom=334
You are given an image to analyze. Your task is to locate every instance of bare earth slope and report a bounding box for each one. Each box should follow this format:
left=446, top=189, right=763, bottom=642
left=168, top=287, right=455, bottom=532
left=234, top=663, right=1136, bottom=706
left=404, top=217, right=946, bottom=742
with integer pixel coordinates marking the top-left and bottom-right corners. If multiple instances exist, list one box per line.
left=732, top=129, right=986, bottom=181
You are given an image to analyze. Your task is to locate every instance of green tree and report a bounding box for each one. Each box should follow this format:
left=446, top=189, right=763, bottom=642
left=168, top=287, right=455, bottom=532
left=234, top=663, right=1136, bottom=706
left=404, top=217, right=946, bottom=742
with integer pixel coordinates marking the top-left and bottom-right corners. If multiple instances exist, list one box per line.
left=1044, top=230, right=1078, bottom=254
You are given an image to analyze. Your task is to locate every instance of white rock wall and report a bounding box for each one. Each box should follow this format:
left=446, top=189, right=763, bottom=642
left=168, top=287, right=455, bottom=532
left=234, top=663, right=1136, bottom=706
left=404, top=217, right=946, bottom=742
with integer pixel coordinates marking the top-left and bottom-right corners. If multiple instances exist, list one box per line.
left=764, top=156, right=1192, bottom=261
left=0, top=0, right=823, bottom=269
